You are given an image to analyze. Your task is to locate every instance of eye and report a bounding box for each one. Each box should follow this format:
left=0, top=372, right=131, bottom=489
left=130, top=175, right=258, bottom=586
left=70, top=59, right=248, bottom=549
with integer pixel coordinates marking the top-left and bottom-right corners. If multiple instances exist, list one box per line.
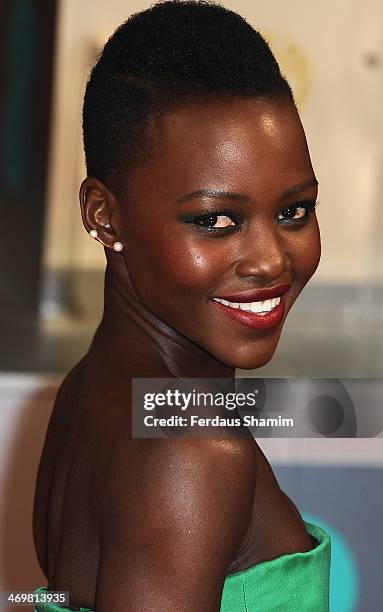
left=196, top=213, right=236, bottom=229
left=181, top=209, right=239, bottom=232
left=277, top=201, right=317, bottom=224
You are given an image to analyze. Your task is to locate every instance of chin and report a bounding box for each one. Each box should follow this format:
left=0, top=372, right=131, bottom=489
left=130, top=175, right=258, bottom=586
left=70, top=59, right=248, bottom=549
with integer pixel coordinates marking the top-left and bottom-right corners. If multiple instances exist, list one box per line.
left=218, top=325, right=284, bottom=371
left=215, top=343, right=278, bottom=372
left=233, top=354, right=274, bottom=371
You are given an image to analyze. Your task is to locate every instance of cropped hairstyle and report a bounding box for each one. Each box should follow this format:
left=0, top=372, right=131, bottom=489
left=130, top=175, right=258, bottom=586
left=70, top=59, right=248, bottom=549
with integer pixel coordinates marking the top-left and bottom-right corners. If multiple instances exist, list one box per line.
left=83, top=0, right=293, bottom=198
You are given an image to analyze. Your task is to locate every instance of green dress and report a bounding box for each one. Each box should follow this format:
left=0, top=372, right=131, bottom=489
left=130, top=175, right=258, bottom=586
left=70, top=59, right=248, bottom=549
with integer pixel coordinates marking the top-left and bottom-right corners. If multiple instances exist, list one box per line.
left=34, top=521, right=330, bottom=611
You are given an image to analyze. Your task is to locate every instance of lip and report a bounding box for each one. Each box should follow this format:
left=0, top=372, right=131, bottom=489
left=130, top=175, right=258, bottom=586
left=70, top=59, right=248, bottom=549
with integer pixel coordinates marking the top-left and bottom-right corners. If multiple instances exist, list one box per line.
left=210, top=291, right=289, bottom=331
left=212, top=283, right=291, bottom=303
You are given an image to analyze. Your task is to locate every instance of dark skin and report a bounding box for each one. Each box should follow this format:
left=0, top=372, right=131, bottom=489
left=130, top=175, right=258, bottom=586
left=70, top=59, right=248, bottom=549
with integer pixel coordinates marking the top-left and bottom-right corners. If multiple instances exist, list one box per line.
left=33, top=97, right=321, bottom=611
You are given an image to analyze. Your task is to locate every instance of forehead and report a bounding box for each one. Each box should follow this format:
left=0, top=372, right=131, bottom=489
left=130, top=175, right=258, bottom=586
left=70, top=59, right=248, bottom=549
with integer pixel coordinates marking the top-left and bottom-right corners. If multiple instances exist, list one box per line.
left=128, top=97, right=314, bottom=200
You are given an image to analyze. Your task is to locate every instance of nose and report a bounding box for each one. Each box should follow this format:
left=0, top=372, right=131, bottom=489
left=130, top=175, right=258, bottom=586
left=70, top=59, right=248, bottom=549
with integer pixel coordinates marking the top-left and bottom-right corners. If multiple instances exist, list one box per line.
left=235, top=223, right=291, bottom=283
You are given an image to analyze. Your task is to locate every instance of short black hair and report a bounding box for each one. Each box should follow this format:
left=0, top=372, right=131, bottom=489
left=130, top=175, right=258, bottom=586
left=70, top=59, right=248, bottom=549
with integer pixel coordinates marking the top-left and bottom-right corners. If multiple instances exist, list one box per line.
left=83, top=0, right=293, bottom=198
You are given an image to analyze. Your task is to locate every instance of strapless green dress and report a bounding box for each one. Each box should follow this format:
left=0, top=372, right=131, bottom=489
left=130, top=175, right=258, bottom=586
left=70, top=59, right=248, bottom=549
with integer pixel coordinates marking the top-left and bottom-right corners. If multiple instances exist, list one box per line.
left=34, top=521, right=330, bottom=611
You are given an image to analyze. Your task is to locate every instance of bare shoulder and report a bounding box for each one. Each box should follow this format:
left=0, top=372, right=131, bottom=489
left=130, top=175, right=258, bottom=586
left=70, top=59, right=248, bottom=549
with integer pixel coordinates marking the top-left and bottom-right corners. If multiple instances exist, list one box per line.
left=96, top=438, right=257, bottom=611
left=103, top=437, right=257, bottom=535
left=144, top=436, right=258, bottom=473
left=143, top=437, right=258, bottom=517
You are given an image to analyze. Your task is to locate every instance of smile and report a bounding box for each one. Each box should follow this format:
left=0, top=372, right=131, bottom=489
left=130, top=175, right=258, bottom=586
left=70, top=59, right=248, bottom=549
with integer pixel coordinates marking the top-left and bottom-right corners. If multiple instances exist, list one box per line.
left=212, top=296, right=281, bottom=315
left=210, top=286, right=290, bottom=331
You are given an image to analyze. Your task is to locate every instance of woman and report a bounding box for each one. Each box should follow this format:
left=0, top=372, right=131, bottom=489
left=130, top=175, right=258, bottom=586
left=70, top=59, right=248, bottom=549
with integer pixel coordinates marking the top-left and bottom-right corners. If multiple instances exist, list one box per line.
left=33, top=1, right=330, bottom=610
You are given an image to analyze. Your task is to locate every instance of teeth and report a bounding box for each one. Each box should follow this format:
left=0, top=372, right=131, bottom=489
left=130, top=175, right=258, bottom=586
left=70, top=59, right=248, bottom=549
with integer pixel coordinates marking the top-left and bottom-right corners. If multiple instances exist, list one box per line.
left=250, top=301, right=263, bottom=313
left=213, top=296, right=281, bottom=314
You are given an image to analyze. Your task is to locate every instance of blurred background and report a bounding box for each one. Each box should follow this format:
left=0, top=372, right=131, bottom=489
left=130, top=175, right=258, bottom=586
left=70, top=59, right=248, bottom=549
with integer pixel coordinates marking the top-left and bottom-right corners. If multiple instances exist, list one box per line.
left=0, top=1, right=382, bottom=610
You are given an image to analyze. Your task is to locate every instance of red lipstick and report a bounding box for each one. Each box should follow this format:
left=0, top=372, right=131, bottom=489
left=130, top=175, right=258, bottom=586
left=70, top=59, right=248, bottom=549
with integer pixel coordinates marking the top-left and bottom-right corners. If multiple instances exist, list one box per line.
left=210, top=284, right=291, bottom=331
left=215, top=284, right=291, bottom=303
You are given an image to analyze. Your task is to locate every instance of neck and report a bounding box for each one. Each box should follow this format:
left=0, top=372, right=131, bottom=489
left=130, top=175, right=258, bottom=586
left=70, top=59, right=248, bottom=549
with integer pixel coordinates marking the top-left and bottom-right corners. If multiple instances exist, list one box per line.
left=95, top=259, right=234, bottom=379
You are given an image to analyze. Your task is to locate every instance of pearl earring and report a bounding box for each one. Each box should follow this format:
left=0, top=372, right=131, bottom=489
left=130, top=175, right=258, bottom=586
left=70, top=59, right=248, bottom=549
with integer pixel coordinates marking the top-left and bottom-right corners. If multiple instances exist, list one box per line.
left=89, top=230, right=123, bottom=252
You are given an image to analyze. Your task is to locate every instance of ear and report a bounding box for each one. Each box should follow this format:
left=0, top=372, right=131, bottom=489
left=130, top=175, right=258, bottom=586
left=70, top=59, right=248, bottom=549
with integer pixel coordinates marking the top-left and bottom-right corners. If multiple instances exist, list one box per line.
left=79, top=177, right=123, bottom=250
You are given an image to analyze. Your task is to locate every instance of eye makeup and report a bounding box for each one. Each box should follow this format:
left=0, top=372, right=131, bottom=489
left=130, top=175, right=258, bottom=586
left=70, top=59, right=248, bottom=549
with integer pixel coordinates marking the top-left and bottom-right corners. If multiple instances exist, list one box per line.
left=277, top=200, right=318, bottom=225
left=179, top=199, right=318, bottom=234
left=180, top=208, right=241, bottom=233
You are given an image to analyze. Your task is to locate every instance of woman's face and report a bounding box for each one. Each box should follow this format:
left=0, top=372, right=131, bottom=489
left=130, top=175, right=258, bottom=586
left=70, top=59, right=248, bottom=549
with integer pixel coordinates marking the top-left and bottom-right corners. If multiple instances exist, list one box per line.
left=119, top=97, right=320, bottom=369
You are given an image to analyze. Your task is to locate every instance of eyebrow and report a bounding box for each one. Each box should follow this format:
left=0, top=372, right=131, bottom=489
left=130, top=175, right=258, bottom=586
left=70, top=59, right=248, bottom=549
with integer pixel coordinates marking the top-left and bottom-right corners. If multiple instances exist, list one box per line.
left=176, top=178, right=318, bottom=205
left=176, top=189, right=249, bottom=204
left=282, top=178, right=318, bottom=197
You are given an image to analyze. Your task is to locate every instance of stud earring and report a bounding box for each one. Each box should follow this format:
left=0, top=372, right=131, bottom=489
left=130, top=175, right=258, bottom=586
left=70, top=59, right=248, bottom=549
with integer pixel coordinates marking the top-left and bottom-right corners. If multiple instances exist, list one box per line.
left=113, top=241, right=123, bottom=252
left=89, top=229, right=98, bottom=238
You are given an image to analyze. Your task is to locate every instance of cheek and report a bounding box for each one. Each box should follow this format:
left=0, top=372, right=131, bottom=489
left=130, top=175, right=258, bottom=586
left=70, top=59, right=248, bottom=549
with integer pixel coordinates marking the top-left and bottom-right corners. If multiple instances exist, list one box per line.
left=126, top=226, right=226, bottom=300
left=288, top=220, right=321, bottom=285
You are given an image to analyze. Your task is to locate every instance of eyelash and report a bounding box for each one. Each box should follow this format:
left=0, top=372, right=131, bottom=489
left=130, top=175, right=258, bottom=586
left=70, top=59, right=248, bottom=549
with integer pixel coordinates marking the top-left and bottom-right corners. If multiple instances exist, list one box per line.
left=182, top=201, right=318, bottom=232
left=182, top=208, right=240, bottom=232
left=277, top=200, right=318, bottom=225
